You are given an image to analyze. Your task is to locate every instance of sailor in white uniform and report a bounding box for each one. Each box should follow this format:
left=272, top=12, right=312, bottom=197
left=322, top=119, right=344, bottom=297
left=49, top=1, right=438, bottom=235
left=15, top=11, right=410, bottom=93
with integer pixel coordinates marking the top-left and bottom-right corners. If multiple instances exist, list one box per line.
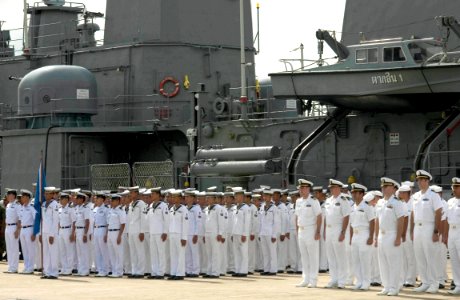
left=127, top=186, right=147, bottom=278
left=295, top=179, right=322, bottom=288
left=41, top=187, right=60, bottom=279
left=18, top=189, right=36, bottom=274
left=168, top=190, right=189, bottom=280
left=106, top=194, right=126, bottom=278
left=92, top=193, right=110, bottom=277
left=185, top=190, right=201, bottom=277
left=57, top=193, right=76, bottom=276
left=445, top=177, right=460, bottom=295
left=411, top=170, right=443, bottom=294
left=349, top=183, right=375, bottom=290
left=196, top=191, right=208, bottom=275
left=259, top=189, right=280, bottom=275
left=74, top=192, right=91, bottom=276
left=430, top=185, right=448, bottom=288
left=231, top=187, right=251, bottom=277
left=4, top=189, right=21, bottom=273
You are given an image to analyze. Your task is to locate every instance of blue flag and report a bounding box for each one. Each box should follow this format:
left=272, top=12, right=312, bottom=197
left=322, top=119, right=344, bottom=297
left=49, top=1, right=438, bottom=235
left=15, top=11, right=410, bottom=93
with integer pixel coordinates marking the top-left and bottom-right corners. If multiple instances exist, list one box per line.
left=33, top=160, right=46, bottom=236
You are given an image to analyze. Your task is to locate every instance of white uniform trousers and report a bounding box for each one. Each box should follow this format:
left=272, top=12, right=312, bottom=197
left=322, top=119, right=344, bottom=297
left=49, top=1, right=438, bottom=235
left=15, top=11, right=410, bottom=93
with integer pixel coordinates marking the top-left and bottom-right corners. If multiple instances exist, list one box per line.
left=220, top=239, right=227, bottom=274
left=5, top=225, right=19, bottom=272
left=42, top=233, right=59, bottom=277
left=35, top=239, right=43, bottom=270
left=448, top=226, right=460, bottom=286
left=319, top=232, right=328, bottom=271
left=226, top=233, right=234, bottom=272
left=378, top=231, right=402, bottom=292
left=436, top=242, right=448, bottom=284
left=402, top=240, right=416, bottom=285
left=122, top=232, right=131, bottom=274
left=58, top=228, right=74, bottom=274
left=325, top=225, right=348, bottom=286
left=288, top=230, right=301, bottom=271
left=413, top=223, right=438, bottom=288
left=19, top=227, right=36, bottom=272
left=169, top=233, right=185, bottom=277
left=128, top=233, right=145, bottom=275
left=248, top=236, right=256, bottom=273
left=76, top=229, right=90, bottom=275
left=149, top=234, right=167, bottom=276
left=165, top=237, right=171, bottom=275
left=205, top=234, right=221, bottom=276
left=107, top=230, right=123, bottom=277
left=94, top=228, right=109, bottom=275
left=260, top=235, right=277, bottom=273
left=198, top=235, right=207, bottom=274
left=345, top=233, right=353, bottom=284
left=144, top=234, right=151, bottom=275
left=298, top=226, right=319, bottom=285
left=351, top=228, right=372, bottom=288
left=370, top=245, right=381, bottom=283
left=255, top=235, right=264, bottom=271
left=232, top=234, right=249, bottom=274
left=277, top=234, right=287, bottom=271
left=89, top=235, right=96, bottom=272
left=185, top=235, right=200, bottom=275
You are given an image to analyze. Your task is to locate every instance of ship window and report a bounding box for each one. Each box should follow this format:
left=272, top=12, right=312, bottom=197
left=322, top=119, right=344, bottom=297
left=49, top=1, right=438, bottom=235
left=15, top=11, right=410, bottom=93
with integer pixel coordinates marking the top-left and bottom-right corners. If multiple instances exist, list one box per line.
left=383, top=47, right=406, bottom=62
left=355, top=48, right=378, bottom=64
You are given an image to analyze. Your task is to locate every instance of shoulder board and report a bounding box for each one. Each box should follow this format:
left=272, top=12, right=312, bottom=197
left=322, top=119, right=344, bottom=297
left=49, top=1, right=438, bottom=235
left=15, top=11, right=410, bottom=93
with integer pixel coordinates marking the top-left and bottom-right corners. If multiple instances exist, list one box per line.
left=340, top=196, right=347, bottom=200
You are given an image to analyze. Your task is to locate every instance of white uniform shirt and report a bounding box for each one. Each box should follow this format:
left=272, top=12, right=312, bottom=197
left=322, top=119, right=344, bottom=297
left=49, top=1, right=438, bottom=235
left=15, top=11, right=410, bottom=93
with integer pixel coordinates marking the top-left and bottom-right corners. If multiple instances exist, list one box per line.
left=41, top=200, right=59, bottom=236
left=5, top=201, right=21, bottom=224
left=277, top=202, right=289, bottom=235
left=204, top=204, right=226, bottom=236
left=295, top=196, right=321, bottom=227
left=350, top=200, right=375, bottom=229
left=412, top=189, right=443, bottom=223
left=75, top=204, right=91, bottom=228
left=226, top=204, right=236, bottom=235
left=232, top=203, right=251, bottom=236
left=441, top=198, right=448, bottom=222
left=377, top=197, right=405, bottom=232
left=324, top=195, right=352, bottom=226
left=128, top=199, right=147, bottom=234
left=107, top=206, right=126, bottom=230
left=249, top=204, right=260, bottom=235
left=93, top=205, right=109, bottom=227
left=19, top=203, right=36, bottom=227
left=58, top=204, right=75, bottom=228
left=148, top=201, right=170, bottom=234
left=187, top=204, right=202, bottom=236
left=259, top=201, right=281, bottom=238
left=446, top=197, right=460, bottom=225
left=169, top=204, right=189, bottom=240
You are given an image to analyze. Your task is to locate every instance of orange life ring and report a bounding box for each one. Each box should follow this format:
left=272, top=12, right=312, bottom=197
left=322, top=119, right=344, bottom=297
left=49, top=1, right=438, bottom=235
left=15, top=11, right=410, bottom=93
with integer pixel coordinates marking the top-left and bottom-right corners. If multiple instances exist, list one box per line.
left=159, top=76, right=180, bottom=98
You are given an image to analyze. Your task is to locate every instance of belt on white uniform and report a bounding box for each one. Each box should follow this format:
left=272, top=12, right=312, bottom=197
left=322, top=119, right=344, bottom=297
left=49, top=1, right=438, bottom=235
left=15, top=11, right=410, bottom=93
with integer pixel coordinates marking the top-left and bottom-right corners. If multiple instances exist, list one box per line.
left=415, top=222, right=434, bottom=226
left=76, top=226, right=85, bottom=229
left=353, top=228, right=369, bottom=234
left=108, top=229, right=120, bottom=231
left=7, top=223, right=17, bottom=226
left=450, top=224, right=459, bottom=229
left=299, top=225, right=315, bottom=230
left=94, top=225, right=107, bottom=228
left=60, top=226, right=71, bottom=229
left=379, top=230, right=396, bottom=235
left=21, top=225, right=33, bottom=229
left=326, top=224, right=342, bottom=228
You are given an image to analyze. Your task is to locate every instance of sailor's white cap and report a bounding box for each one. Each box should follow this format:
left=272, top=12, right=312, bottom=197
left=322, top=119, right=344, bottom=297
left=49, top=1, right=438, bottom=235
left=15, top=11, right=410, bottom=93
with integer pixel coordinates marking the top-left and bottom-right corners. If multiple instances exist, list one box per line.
left=252, top=194, right=262, bottom=199
left=452, top=177, right=460, bottom=187
left=372, top=190, right=383, bottom=198
left=342, top=184, right=349, bottom=189
left=184, top=190, right=197, bottom=196
left=244, top=191, right=252, bottom=196
left=223, top=191, right=234, bottom=197
left=76, top=192, right=87, bottom=199
left=312, top=186, right=323, bottom=192
left=272, top=188, right=282, bottom=194
left=264, top=189, right=274, bottom=195
left=328, top=179, right=344, bottom=187
left=351, top=183, right=367, bottom=193
left=363, top=192, right=376, bottom=203
left=430, top=185, right=443, bottom=193
left=151, top=187, right=162, bottom=193
left=380, top=177, right=399, bottom=187
left=232, top=187, right=245, bottom=194
left=398, top=185, right=411, bottom=193
left=281, top=189, right=289, bottom=194
left=206, top=191, right=217, bottom=197
left=416, top=170, right=432, bottom=181
left=297, top=179, right=313, bottom=188
left=129, top=186, right=140, bottom=192
left=60, top=192, right=70, bottom=198
left=197, top=191, right=207, bottom=197
left=260, top=185, right=271, bottom=191
left=119, top=190, right=130, bottom=196
left=289, top=190, right=299, bottom=196
left=170, top=190, right=182, bottom=196
left=143, top=189, right=152, bottom=196
left=207, top=186, right=217, bottom=192
left=19, top=189, right=33, bottom=198
left=111, top=194, right=122, bottom=200
left=44, top=186, right=56, bottom=193
left=401, top=181, right=414, bottom=188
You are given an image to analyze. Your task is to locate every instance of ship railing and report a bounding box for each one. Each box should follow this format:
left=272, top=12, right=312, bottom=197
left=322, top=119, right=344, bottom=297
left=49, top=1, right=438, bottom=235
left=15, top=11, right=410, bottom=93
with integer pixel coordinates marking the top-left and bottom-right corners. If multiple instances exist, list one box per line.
left=425, top=50, right=460, bottom=64
left=279, top=58, right=333, bottom=72
left=32, top=1, right=86, bottom=10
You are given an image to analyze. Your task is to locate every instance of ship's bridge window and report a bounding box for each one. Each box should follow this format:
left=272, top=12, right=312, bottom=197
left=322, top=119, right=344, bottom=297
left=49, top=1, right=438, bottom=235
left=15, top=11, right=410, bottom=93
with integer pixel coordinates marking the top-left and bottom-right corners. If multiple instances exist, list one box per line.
left=355, top=48, right=378, bottom=64
left=383, top=47, right=406, bottom=62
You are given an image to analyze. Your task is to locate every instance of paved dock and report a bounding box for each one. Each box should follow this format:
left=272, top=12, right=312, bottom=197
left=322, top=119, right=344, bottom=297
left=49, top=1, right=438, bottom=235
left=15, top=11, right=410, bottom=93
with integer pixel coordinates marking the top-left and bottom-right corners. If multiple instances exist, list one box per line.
left=0, top=262, right=451, bottom=300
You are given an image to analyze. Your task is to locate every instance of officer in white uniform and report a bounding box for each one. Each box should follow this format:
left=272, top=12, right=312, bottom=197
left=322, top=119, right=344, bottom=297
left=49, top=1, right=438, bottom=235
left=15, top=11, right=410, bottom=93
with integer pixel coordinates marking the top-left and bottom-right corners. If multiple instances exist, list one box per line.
left=324, top=179, right=352, bottom=289
left=93, top=193, right=109, bottom=277
left=147, top=187, right=169, bottom=279
left=295, top=179, right=322, bottom=288
left=231, top=187, right=251, bottom=277
left=411, top=170, right=443, bottom=293
left=224, top=191, right=236, bottom=274
left=259, top=189, right=280, bottom=275
left=196, top=191, right=208, bottom=275
left=430, top=185, right=448, bottom=288
left=119, top=190, right=131, bottom=275
left=142, top=189, right=153, bottom=277
left=273, top=189, right=288, bottom=273
left=106, top=194, right=126, bottom=278
left=41, top=187, right=60, bottom=279
left=349, top=183, right=375, bottom=290
left=57, top=193, right=75, bottom=276
left=4, top=189, right=21, bottom=273
left=19, top=189, right=36, bottom=274
left=127, top=186, right=147, bottom=278
left=203, top=190, right=226, bottom=278
left=445, top=177, right=460, bottom=295
left=313, top=186, right=328, bottom=273
left=376, top=177, right=405, bottom=296
left=246, top=191, right=259, bottom=275
left=397, top=184, right=416, bottom=287
left=74, top=192, right=91, bottom=276
left=185, top=190, right=201, bottom=277
left=251, top=193, right=263, bottom=272
left=168, top=190, right=189, bottom=280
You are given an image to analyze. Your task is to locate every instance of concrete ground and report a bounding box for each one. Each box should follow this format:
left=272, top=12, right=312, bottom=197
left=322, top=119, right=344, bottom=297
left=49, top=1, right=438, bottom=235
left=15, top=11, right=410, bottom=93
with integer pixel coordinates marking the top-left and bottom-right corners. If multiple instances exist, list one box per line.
left=0, top=261, right=453, bottom=300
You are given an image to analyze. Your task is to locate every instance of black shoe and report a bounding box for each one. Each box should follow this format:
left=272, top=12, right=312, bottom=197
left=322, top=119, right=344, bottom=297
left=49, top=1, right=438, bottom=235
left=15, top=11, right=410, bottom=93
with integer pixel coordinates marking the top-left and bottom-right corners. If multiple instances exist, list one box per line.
left=220, top=274, right=226, bottom=277
left=40, top=275, right=49, bottom=279
left=255, top=269, right=263, bottom=273
left=439, top=284, right=445, bottom=289
left=155, top=276, right=164, bottom=280
left=47, top=276, right=58, bottom=279
left=232, top=273, right=239, bottom=277
left=135, top=274, right=144, bottom=279
left=260, top=272, right=268, bottom=276
left=202, top=274, right=211, bottom=278
left=72, top=269, right=78, bottom=274
left=147, top=275, right=156, bottom=279
left=167, top=276, right=176, bottom=280
left=199, top=273, right=206, bottom=276
left=248, top=272, right=254, bottom=275
left=175, top=276, right=184, bottom=280
left=239, top=273, right=247, bottom=277
left=209, top=275, right=219, bottom=279
left=188, top=274, right=199, bottom=278
left=277, top=270, right=284, bottom=274
left=267, top=272, right=276, bottom=276
left=295, top=271, right=302, bottom=274
left=403, top=284, right=415, bottom=287
left=227, top=271, right=235, bottom=275
left=127, top=274, right=134, bottom=278
left=319, top=269, right=328, bottom=273
left=286, top=271, right=294, bottom=274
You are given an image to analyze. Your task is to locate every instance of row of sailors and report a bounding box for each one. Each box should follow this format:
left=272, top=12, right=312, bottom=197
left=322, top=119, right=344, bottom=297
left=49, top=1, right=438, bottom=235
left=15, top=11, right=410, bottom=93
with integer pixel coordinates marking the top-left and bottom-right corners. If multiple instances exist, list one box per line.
left=3, top=171, right=460, bottom=296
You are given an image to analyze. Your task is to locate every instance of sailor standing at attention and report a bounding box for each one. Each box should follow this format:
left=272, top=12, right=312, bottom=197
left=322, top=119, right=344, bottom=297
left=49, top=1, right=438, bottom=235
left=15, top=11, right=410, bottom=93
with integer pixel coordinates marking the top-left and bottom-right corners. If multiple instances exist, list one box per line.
left=445, top=177, right=460, bottom=295
left=93, top=193, right=109, bottom=277
left=40, top=187, right=60, bottom=279
left=231, top=187, right=251, bottom=277
left=411, top=170, right=443, bottom=294
left=74, top=192, right=91, bottom=276
left=273, top=189, right=289, bottom=273
left=185, top=190, right=201, bottom=277
left=375, top=177, right=405, bottom=296
left=349, top=183, right=375, bottom=291
left=127, top=186, right=146, bottom=278
left=106, top=194, right=126, bottom=278
left=324, top=179, right=352, bottom=289
left=142, top=189, right=153, bottom=277
left=203, top=190, right=225, bottom=278
left=18, top=189, right=36, bottom=274
left=259, top=189, right=280, bottom=276
left=57, top=193, right=76, bottom=276
left=4, top=189, right=21, bottom=273
left=295, top=179, right=321, bottom=288
left=168, top=190, right=189, bottom=280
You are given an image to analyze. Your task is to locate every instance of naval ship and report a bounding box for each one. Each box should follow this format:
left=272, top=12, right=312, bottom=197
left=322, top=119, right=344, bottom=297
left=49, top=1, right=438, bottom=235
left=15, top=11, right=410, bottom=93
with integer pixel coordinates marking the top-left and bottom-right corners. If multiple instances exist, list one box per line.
left=0, top=0, right=459, bottom=194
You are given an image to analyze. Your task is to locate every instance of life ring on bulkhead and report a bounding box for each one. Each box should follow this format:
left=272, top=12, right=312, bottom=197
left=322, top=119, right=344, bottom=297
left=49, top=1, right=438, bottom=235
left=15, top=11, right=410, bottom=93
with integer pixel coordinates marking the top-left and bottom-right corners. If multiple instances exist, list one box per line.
left=159, top=76, right=180, bottom=98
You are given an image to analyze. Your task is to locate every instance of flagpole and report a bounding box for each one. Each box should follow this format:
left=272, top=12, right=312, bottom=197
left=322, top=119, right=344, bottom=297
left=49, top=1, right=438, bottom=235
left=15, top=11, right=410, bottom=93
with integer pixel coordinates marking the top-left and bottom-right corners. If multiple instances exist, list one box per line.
left=40, top=152, right=44, bottom=277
